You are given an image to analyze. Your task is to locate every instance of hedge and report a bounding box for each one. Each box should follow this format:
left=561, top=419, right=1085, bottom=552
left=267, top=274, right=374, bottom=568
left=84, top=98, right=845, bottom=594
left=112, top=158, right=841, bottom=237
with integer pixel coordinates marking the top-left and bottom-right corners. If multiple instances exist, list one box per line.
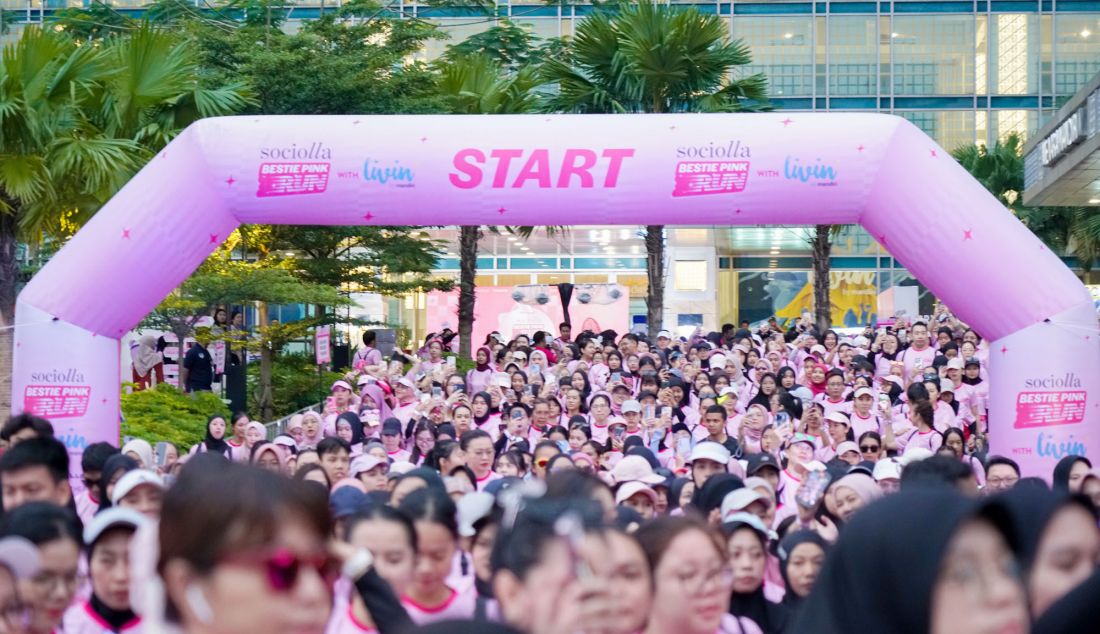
left=120, top=384, right=229, bottom=451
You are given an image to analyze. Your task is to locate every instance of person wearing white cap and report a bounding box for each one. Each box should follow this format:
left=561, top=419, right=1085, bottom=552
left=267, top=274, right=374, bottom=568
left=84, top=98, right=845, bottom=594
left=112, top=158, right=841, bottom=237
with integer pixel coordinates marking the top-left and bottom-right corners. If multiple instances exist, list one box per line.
left=848, top=387, right=881, bottom=438
left=655, top=330, right=673, bottom=351
left=942, top=356, right=979, bottom=428
left=615, top=481, right=659, bottom=520
left=390, top=377, right=422, bottom=426
left=63, top=507, right=148, bottom=633
left=350, top=454, right=390, bottom=492
left=111, top=469, right=165, bottom=520
left=835, top=441, right=862, bottom=466
left=872, top=458, right=903, bottom=494
left=720, top=488, right=771, bottom=528
left=609, top=455, right=666, bottom=486
left=619, top=400, right=647, bottom=441
left=687, top=442, right=731, bottom=489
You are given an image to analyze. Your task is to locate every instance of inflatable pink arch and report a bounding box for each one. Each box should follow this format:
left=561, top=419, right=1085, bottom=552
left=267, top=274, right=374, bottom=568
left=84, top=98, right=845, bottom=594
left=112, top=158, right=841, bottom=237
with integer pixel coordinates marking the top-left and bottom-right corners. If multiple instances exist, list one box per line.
left=12, top=113, right=1099, bottom=478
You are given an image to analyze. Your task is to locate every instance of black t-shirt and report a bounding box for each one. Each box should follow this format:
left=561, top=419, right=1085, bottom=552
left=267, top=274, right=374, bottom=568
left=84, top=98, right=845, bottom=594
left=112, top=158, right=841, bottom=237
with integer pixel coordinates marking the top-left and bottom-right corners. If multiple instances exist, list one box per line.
left=183, top=344, right=213, bottom=391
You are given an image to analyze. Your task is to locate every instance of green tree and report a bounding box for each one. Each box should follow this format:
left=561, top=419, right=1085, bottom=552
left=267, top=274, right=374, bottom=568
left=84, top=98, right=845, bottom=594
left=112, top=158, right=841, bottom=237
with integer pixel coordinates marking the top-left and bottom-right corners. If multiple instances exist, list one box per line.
left=0, top=24, right=251, bottom=411
left=540, top=0, right=770, bottom=335
left=953, top=133, right=1098, bottom=274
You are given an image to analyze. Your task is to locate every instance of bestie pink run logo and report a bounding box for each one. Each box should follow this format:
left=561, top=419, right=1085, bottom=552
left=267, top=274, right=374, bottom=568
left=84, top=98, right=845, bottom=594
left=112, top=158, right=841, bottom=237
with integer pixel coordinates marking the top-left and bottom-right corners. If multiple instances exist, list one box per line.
left=449, top=148, right=635, bottom=189
left=672, top=140, right=751, bottom=197
left=24, top=368, right=90, bottom=419
left=1014, top=373, right=1087, bottom=429
left=256, top=142, right=332, bottom=197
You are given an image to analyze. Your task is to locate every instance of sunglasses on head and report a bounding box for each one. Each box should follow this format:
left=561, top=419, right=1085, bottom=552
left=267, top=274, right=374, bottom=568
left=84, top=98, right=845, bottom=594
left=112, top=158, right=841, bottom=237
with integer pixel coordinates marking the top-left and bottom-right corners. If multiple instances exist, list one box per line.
left=222, top=548, right=339, bottom=592
left=860, top=445, right=880, bottom=453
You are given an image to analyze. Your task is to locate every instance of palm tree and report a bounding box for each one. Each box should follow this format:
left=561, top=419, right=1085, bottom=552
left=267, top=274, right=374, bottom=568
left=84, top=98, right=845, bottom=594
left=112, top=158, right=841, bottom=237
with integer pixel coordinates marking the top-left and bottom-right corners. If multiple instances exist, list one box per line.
left=953, top=133, right=1098, bottom=274
left=540, top=0, right=770, bottom=335
left=437, top=53, right=548, bottom=358
left=0, top=24, right=251, bottom=409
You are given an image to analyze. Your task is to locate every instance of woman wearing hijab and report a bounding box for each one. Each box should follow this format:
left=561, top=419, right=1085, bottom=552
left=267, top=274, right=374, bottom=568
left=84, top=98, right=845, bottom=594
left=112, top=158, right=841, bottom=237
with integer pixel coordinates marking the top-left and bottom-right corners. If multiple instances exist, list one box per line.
left=300, top=410, right=325, bottom=450
left=804, top=364, right=830, bottom=398
left=666, top=477, right=694, bottom=516
left=692, top=474, right=745, bottom=526
left=789, top=490, right=1028, bottom=634
left=776, top=531, right=828, bottom=614
left=467, top=347, right=495, bottom=395
left=997, top=487, right=1100, bottom=619
left=190, top=414, right=232, bottom=459
left=830, top=472, right=883, bottom=524
left=1052, top=455, right=1093, bottom=492
left=334, top=412, right=366, bottom=456
left=121, top=439, right=154, bottom=470
left=470, top=392, right=500, bottom=440
left=358, top=384, right=393, bottom=435
left=130, top=334, right=164, bottom=391
left=724, top=513, right=790, bottom=634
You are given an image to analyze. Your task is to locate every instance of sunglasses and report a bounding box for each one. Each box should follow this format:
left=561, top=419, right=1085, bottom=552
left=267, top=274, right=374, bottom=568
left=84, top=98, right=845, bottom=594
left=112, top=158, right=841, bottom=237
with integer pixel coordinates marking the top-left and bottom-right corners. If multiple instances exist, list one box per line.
left=860, top=445, right=880, bottom=453
left=535, top=458, right=550, bottom=468
left=222, top=548, right=339, bottom=592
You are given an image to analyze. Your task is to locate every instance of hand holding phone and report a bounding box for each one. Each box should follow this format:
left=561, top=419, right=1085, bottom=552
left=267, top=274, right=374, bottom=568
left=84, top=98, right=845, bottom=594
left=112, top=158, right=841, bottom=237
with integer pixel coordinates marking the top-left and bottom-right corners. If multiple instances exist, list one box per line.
left=796, top=469, right=831, bottom=509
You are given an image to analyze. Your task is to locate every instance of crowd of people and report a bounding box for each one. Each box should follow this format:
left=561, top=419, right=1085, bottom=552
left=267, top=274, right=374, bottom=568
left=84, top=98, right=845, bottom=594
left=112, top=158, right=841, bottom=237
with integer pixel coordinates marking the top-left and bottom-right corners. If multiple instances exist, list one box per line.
left=0, top=307, right=1097, bottom=633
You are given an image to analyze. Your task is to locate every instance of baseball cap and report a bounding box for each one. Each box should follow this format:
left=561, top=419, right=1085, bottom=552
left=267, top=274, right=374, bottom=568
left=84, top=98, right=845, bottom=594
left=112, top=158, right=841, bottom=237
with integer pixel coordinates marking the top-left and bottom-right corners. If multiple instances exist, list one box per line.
left=657, top=330, right=672, bottom=340
left=611, top=383, right=632, bottom=393
left=946, top=357, right=965, bottom=371
left=854, top=387, right=875, bottom=399
left=836, top=441, right=861, bottom=458
left=721, top=511, right=770, bottom=539
left=810, top=344, right=827, bottom=355
left=111, top=470, right=165, bottom=505
left=709, top=353, right=728, bottom=370
left=396, top=377, right=418, bottom=391
left=513, top=351, right=527, bottom=361
left=356, top=374, right=375, bottom=387
left=83, top=507, right=148, bottom=548
left=610, top=455, right=666, bottom=485
left=381, top=418, right=403, bottom=436
left=0, top=537, right=39, bottom=580
left=826, top=411, right=851, bottom=426
left=615, top=481, right=658, bottom=506
left=720, top=489, right=768, bottom=522
left=688, top=442, right=731, bottom=466
left=350, top=454, right=387, bottom=477
left=939, top=380, right=955, bottom=394
left=873, top=458, right=903, bottom=482
left=880, top=375, right=904, bottom=387
left=899, top=448, right=934, bottom=464
left=329, top=487, right=368, bottom=519
left=964, top=357, right=981, bottom=368
left=331, top=380, right=354, bottom=392
left=745, top=452, right=781, bottom=476
left=719, top=386, right=739, bottom=398
left=457, top=492, right=496, bottom=537
left=789, top=433, right=817, bottom=449
left=621, top=400, right=642, bottom=414
left=272, top=435, right=298, bottom=452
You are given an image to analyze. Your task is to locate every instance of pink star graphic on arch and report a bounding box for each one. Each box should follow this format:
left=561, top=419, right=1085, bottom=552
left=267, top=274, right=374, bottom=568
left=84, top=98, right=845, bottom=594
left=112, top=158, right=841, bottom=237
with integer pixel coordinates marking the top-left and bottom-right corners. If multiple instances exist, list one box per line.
left=498, top=207, right=507, bottom=215
left=963, top=229, right=973, bottom=241
left=363, top=212, right=375, bottom=221
left=876, top=233, right=888, bottom=246
left=930, top=149, right=938, bottom=157
left=209, top=234, right=219, bottom=244
left=121, top=229, right=131, bottom=239
left=1000, top=345, right=1009, bottom=355
left=225, top=176, right=236, bottom=187
left=420, top=137, right=428, bottom=143
left=735, top=208, right=743, bottom=215
left=857, top=145, right=865, bottom=152
left=781, top=118, right=793, bottom=127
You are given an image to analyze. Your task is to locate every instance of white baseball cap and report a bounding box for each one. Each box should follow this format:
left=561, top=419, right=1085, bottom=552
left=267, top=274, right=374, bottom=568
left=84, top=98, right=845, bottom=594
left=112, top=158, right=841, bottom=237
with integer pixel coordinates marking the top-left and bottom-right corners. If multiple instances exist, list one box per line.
left=111, top=470, right=165, bottom=505
left=720, top=489, right=768, bottom=523
left=873, top=458, right=903, bottom=482
left=657, top=330, right=672, bottom=340
left=836, top=441, right=861, bottom=458
left=854, top=387, right=875, bottom=399
left=939, top=380, right=955, bottom=394
left=83, top=507, right=148, bottom=546
left=610, top=455, right=666, bottom=485
left=0, top=537, right=39, bottom=580
left=615, top=481, right=658, bottom=506
left=709, top=353, right=728, bottom=369
left=825, top=411, right=851, bottom=426
left=946, top=357, right=965, bottom=371
left=688, top=442, right=731, bottom=466
left=621, top=400, right=642, bottom=414
left=350, top=454, right=388, bottom=477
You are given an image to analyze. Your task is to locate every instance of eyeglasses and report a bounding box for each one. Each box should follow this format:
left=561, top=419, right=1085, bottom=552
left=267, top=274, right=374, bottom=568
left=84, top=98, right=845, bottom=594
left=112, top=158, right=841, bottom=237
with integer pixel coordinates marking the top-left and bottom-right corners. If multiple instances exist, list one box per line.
left=30, top=570, right=84, bottom=594
left=860, top=445, right=880, bottom=453
left=673, top=566, right=734, bottom=594
left=986, top=477, right=1019, bottom=488
left=83, top=476, right=101, bottom=490
left=222, top=548, right=339, bottom=592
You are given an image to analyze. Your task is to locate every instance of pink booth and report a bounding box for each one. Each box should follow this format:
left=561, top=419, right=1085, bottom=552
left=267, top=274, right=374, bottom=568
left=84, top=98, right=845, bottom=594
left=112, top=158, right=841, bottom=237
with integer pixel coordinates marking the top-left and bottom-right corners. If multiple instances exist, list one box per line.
left=11, top=113, right=1099, bottom=478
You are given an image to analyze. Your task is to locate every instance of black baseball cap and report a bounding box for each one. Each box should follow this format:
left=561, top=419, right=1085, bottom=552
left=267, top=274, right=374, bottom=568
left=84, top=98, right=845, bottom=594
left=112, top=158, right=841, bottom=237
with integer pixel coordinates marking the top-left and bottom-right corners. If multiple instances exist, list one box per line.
left=746, top=452, right=781, bottom=476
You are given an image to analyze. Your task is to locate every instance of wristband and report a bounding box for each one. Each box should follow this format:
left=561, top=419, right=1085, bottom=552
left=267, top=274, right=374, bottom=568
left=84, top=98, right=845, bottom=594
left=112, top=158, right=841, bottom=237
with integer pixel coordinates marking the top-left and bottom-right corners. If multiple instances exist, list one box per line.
left=342, top=548, right=374, bottom=581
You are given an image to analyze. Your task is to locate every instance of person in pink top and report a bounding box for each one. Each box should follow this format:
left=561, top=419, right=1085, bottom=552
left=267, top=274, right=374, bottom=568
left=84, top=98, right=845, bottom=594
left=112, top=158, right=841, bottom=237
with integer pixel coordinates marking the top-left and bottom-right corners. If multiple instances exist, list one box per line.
left=894, top=399, right=943, bottom=455
left=899, top=322, right=938, bottom=385
left=847, top=387, right=881, bottom=438
left=460, top=430, right=500, bottom=490
left=814, top=370, right=849, bottom=418
left=379, top=419, right=410, bottom=463
left=779, top=433, right=817, bottom=513
left=397, top=488, right=476, bottom=624
left=389, top=378, right=422, bottom=427
left=64, top=508, right=147, bottom=634
left=465, top=347, right=495, bottom=396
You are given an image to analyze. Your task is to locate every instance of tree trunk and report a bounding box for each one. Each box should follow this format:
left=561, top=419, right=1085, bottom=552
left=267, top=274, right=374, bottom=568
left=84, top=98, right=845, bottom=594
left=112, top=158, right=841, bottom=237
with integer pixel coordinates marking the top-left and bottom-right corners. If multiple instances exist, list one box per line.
left=645, top=225, right=665, bottom=336
left=811, top=224, right=833, bottom=333
left=0, top=211, right=19, bottom=414
left=457, top=226, right=479, bottom=359
left=256, top=301, right=274, bottom=421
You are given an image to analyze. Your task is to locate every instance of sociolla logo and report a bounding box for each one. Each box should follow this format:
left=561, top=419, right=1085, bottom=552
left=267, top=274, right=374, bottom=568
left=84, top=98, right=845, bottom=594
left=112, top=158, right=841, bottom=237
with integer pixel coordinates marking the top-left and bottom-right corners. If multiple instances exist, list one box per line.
left=259, top=142, right=332, bottom=160
left=783, top=156, right=838, bottom=186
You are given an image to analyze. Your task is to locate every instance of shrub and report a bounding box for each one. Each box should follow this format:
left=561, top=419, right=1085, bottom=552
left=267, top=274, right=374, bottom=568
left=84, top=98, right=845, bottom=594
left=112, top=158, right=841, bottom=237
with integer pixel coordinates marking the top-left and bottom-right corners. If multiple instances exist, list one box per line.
left=247, top=353, right=344, bottom=418
left=120, top=384, right=229, bottom=451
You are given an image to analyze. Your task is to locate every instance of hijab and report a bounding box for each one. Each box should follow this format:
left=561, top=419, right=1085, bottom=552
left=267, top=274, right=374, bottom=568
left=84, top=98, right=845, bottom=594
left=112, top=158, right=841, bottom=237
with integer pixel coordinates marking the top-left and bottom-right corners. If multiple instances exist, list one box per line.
left=996, top=487, right=1098, bottom=575
left=474, top=347, right=493, bottom=373
left=396, top=467, right=446, bottom=494
left=336, top=411, right=366, bottom=446
left=472, top=392, right=494, bottom=426
left=250, top=442, right=288, bottom=470
left=359, top=384, right=394, bottom=421
left=99, top=455, right=139, bottom=510
left=807, top=363, right=830, bottom=397
left=777, top=531, right=831, bottom=609
left=692, top=473, right=744, bottom=517
left=1052, top=455, right=1092, bottom=492
left=132, top=335, right=163, bottom=377
left=788, top=490, right=1000, bottom=634
left=121, top=439, right=154, bottom=469
left=300, top=411, right=325, bottom=448
left=725, top=521, right=791, bottom=634
left=832, top=472, right=884, bottom=509
left=1033, top=568, right=1100, bottom=634
left=667, top=477, right=692, bottom=511
left=203, top=416, right=231, bottom=456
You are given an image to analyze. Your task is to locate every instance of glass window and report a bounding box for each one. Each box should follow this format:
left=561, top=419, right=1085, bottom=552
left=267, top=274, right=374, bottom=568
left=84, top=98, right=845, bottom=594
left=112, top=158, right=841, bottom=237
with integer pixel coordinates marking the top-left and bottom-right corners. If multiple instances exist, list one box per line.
left=897, top=110, right=976, bottom=152
left=674, top=261, right=708, bottom=292
left=420, top=19, right=494, bottom=61
left=991, top=14, right=1040, bottom=95
left=992, top=110, right=1039, bottom=144
left=733, top=16, right=814, bottom=97
left=829, top=16, right=878, bottom=96
left=891, top=16, right=975, bottom=95
left=1053, top=14, right=1100, bottom=96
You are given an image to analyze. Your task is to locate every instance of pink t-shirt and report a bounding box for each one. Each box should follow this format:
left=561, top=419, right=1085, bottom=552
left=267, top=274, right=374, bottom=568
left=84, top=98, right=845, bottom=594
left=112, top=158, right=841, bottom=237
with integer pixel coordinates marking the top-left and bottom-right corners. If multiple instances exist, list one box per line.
left=900, top=346, right=937, bottom=383
left=62, top=601, right=141, bottom=634
left=899, top=428, right=943, bottom=455
left=476, top=470, right=502, bottom=490
left=720, top=613, right=764, bottom=634
left=325, top=602, right=377, bottom=634
left=848, top=410, right=881, bottom=438
left=815, top=395, right=850, bottom=419
left=74, top=491, right=99, bottom=526
left=401, top=586, right=476, bottom=625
